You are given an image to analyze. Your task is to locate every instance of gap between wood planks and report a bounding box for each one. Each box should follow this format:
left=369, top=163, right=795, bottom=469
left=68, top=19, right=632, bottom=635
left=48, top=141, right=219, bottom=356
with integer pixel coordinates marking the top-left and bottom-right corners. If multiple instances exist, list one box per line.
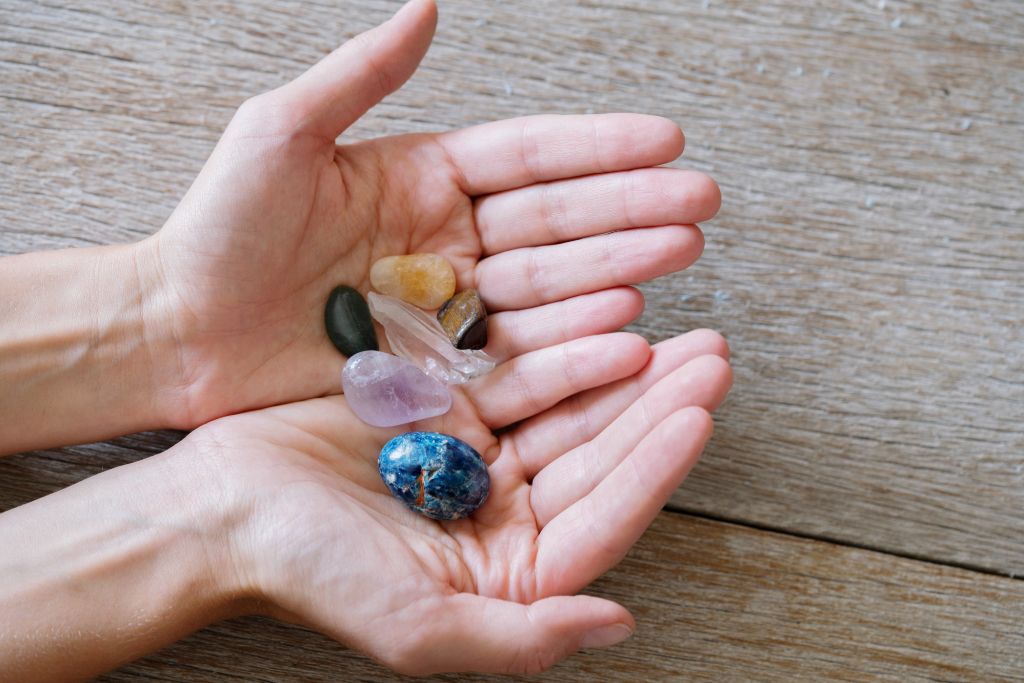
left=662, top=503, right=1023, bottom=581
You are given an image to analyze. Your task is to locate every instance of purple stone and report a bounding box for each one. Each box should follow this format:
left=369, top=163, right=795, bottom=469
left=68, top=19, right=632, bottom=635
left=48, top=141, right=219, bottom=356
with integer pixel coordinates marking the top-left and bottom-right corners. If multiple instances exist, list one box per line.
left=342, top=351, right=453, bottom=427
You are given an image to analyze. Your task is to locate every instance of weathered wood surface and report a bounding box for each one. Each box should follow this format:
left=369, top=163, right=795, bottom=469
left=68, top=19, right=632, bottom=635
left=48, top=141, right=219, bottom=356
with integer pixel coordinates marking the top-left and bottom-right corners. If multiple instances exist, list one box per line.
left=2, top=0, right=1022, bottom=575
left=92, top=512, right=1024, bottom=682
left=2, top=0, right=1023, bottom=679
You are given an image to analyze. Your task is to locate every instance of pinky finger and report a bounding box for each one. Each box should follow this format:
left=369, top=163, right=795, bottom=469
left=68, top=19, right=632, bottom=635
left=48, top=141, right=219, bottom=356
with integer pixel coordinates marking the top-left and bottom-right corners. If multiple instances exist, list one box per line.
left=535, top=406, right=713, bottom=597
left=385, top=593, right=634, bottom=676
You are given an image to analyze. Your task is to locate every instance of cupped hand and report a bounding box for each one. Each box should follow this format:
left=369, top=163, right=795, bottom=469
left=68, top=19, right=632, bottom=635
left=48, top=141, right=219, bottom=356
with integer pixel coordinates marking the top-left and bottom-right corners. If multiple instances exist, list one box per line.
left=186, top=324, right=731, bottom=675
left=146, top=0, right=720, bottom=427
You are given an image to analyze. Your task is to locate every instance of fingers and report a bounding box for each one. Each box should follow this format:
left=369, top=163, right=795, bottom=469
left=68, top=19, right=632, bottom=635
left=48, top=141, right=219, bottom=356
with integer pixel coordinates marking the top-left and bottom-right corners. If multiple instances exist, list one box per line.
left=437, top=113, right=684, bottom=196
left=512, top=328, right=729, bottom=476
left=530, top=355, right=733, bottom=527
left=387, top=593, right=632, bottom=675
left=476, top=167, right=721, bottom=255
left=475, top=225, right=704, bottom=311
left=464, top=333, right=650, bottom=430
left=272, top=0, right=437, bottom=139
left=535, top=406, right=713, bottom=597
left=485, top=287, right=645, bottom=362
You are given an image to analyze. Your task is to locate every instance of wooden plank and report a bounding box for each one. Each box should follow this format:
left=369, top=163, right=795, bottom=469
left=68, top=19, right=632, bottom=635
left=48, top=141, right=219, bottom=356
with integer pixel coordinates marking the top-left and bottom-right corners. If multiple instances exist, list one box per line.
left=0, top=0, right=1021, bottom=577
left=90, top=511, right=1024, bottom=682
left=629, top=0, right=1024, bottom=576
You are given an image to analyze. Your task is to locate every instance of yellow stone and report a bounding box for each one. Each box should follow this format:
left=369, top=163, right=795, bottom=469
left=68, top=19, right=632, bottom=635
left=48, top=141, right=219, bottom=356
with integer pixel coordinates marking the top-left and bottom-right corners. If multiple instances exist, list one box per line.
left=369, top=253, right=456, bottom=310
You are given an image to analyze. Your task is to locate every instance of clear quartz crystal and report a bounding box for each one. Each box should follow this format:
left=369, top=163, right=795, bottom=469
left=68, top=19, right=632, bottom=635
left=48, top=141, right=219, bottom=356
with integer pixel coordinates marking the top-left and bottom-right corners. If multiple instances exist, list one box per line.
left=367, top=292, right=496, bottom=385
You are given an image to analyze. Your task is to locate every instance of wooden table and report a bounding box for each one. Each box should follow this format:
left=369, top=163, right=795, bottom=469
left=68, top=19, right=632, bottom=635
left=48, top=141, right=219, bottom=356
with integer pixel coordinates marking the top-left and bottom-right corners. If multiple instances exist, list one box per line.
left=2, top=1, right=1022, bottom=680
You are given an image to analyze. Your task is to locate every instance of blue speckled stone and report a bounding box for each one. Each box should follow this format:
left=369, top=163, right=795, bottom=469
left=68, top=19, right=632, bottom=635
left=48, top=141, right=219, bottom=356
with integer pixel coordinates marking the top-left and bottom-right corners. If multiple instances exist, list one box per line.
left=378, top=432, right=490, bottom=520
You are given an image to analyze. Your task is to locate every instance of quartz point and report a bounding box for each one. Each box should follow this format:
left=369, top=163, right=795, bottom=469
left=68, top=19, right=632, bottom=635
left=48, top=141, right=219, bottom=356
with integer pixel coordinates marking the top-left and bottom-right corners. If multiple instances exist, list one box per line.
left=342, top=351, right=452, bottom=427
left=370, top=253, right=457, bottom=310
left=367, top=292, right=496, bottom=385
left=378, top=431, right=490, bottom=520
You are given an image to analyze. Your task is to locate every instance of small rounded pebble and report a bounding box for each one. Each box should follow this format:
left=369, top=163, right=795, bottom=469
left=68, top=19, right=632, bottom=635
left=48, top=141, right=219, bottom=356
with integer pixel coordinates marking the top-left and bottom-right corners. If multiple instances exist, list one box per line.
left=378, top=432, right=490, bottom=520
left=370, top=253, right=456, bottom=310
left=325, top=286, right=378, bottom=356
left=342, top=351, right=452, bottom=427
left=437, top=289, right=488, bottom=350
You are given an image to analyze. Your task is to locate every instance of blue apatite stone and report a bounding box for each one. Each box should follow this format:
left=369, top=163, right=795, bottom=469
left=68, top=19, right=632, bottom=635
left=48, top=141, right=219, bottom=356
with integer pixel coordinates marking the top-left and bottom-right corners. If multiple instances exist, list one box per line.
left=378, top=432, right=490, bottom=520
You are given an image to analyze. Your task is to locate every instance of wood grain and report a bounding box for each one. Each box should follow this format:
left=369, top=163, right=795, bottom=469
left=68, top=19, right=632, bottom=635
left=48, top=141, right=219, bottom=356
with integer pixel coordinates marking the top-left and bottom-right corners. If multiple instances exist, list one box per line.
left=1, top=0, right=1021, bottom=575
left=93, top=512, right=1024, bottom=682
left=1, top=0, right=1023, bottom=679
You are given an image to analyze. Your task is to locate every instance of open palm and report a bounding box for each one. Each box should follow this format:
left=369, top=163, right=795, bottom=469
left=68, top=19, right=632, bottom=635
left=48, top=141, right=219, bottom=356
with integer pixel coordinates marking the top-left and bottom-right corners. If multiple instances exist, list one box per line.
left=149, top=0, right=720, bottom=428
left=193, top=324, right=730, bottom=675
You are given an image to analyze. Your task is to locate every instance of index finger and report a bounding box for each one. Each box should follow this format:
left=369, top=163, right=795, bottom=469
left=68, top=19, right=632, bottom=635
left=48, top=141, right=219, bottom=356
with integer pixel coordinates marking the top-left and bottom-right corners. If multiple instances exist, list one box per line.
left=435, top=113, right=685, bottom=196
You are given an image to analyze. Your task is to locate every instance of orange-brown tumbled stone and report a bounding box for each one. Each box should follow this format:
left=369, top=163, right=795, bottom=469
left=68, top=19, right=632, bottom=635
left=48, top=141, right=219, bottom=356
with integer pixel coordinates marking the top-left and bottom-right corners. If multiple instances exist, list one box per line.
left=369, top=253, right=456, bottom=310
left=437, top=289, right=488, bottom=350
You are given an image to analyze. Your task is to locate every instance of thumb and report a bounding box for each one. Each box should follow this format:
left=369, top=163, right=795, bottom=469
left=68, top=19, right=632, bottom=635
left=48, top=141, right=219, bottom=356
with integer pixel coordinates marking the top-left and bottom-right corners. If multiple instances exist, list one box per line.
left=386, top=593, right=635, bottom=676
left=279, top=0, right=437, bottom=139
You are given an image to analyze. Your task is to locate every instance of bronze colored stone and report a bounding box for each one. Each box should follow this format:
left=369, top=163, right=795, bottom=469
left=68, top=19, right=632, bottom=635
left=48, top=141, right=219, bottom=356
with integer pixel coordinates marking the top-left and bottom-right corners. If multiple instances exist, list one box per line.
left=437, top=289, right=488, bottom=350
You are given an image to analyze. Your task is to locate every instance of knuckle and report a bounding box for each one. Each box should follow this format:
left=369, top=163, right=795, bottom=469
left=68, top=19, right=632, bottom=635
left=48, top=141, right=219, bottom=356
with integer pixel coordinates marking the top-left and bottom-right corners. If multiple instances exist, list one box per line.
left=519, top=122, right=544, bottom=179
left=234, top=93, right=272, bottom=119
left=513, top=365, right=544, bottom=416
left=525, top=249, right=548, bottom=304
left=229, top=93, right=277, bottom=132
left=230, top=90, right=306, bottom=137
left=540, top=183, right=571, bottom=241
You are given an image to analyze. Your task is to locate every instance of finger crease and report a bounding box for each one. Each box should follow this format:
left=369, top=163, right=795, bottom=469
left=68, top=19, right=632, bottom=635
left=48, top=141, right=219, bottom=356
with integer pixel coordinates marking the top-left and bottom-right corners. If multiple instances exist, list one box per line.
left=621, top=172, right=640, bottom=228
left=590, top=118, right=608, bottom=174
left=520, top=122, right=544, bottom=182
left=525, top=249, right=547, bottom=305
left=514, top=364, right=546, bottom=418
left=541, top=183, right=571, bottom=243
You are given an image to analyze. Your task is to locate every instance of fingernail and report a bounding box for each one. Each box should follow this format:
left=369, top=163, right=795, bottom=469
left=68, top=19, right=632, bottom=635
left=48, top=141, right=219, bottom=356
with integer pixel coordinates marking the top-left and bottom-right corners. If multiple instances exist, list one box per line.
left=580, top=623, right=633, bottom=649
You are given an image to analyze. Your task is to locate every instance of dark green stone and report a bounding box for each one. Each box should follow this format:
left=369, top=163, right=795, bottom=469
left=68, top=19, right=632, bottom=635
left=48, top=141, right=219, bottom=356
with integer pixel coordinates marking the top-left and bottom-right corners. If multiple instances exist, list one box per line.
left=325, top=286, right=378, bottom=356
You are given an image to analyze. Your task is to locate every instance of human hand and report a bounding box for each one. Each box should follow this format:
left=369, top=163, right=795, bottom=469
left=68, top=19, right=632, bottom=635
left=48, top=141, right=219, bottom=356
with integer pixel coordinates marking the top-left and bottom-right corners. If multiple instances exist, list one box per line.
left=143, top=0, right=720, bottom=427
left=0, top=321, right=729, bottom=682
left=183, top=327, right=731, bottom=675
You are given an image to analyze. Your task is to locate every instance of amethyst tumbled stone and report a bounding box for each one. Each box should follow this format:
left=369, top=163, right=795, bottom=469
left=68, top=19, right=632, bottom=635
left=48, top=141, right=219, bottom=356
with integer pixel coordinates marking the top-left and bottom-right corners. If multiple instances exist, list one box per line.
left=342, top=351, right=452, bottom=427
left=378, top=432, right=490, bottom=520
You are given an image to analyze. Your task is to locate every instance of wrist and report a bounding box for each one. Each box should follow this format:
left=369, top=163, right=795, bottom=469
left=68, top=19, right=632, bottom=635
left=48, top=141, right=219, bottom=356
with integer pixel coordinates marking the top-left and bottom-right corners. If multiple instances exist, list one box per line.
left=155, top=436, right=262, bottom=610
left=0, top=242, right=182, bottom=453
left=0, top=441, right=249, bottom=680
left=128, top=235, right=195, bottom=430
left=145, top=436, right=259, bottom=615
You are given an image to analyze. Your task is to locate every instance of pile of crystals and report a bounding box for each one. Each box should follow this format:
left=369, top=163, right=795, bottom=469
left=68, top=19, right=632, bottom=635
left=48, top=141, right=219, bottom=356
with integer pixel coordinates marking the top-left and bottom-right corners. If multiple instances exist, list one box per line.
left=324, top=253, right=495, bottom=521
left=324, top=253, right=495, bottom=428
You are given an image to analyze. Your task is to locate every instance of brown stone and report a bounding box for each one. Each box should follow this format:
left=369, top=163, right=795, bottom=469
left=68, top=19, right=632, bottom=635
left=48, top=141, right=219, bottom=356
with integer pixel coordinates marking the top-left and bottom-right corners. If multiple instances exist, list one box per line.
left=437, top=289, right=488, bottom=350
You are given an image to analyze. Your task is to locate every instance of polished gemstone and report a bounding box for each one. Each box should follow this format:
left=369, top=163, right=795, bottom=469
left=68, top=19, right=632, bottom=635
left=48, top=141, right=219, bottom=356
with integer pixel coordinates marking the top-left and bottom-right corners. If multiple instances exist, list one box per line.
left=437, top=289, right=488, bottom=350
left=370, top=253, right=457, bottom=310
left=378, top=432, right=490, bottom=520
left=367, top=292, right=496, bottom=385
left=324, top=286, right=378, bottom=356
left=342, top=351, right=452, bottom=427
